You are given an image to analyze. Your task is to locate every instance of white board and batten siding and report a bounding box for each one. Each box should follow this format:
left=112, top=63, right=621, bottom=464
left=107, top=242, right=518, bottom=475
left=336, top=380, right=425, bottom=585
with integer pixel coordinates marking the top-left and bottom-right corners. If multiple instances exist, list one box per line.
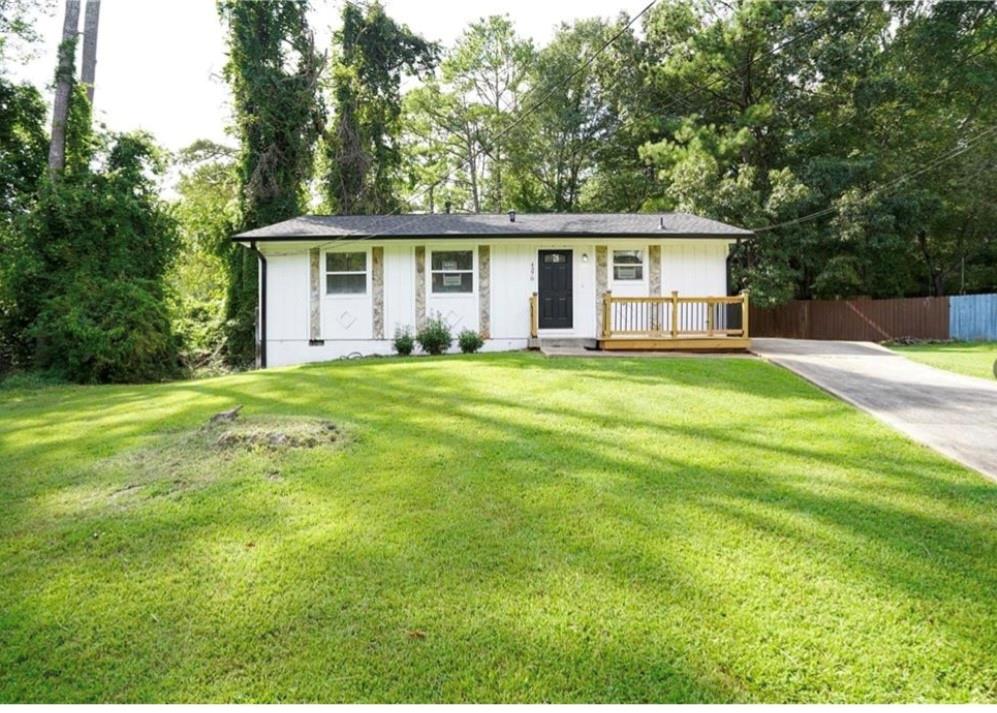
left=489, top=242, right=597, bottom=340
left=383, top=244, right=416, bottom=338
left=261, top=237, right=734, bottom=367
left=661, top=240, right=730, bottom=296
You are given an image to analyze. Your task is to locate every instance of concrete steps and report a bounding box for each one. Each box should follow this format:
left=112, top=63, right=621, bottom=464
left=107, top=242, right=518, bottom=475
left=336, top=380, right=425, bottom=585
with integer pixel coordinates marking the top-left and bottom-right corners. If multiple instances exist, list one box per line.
left=535, top=338, right=598, bottom=355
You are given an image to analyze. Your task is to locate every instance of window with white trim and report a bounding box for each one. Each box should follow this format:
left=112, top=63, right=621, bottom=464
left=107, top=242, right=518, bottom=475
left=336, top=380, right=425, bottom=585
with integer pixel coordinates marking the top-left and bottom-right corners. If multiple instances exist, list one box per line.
left=431, top=250, right=473, bottom=293
left=612, top=249, right=644, bottom=281
left=326, top=251, right=367, bottom=294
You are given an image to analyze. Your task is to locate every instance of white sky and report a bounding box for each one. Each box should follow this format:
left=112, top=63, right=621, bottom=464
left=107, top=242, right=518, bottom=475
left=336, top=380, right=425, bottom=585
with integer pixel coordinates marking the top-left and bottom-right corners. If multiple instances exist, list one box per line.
left=9, top=0, right=640, bottom=152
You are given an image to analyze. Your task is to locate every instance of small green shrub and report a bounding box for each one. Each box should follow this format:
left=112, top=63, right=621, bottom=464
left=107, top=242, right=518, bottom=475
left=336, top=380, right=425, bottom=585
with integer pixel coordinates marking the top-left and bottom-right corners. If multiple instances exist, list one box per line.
left=416, top=317, right=452, bottom=355
left=393, top=327, right=415, bottom=356
left=458, top=329, right=485, bottom=354
left=0, top=370, right=65, bottom=392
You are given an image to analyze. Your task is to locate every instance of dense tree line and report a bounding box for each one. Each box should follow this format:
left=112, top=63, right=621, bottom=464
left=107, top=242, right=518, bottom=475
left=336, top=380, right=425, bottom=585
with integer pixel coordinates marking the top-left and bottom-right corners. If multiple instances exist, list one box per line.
left=398, top=1, right=996, bottom=304
left=1, top=0, right=994, bottom=383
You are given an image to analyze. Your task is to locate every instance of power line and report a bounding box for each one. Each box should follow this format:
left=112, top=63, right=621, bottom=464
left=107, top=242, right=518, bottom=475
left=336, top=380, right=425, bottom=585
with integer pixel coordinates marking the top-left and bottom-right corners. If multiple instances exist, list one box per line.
left=752, top=124, right=997, bottom=233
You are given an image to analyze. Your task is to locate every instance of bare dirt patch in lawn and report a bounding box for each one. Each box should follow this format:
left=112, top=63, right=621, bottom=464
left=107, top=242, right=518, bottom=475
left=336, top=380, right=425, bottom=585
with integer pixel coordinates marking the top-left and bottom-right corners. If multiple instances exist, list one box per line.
left=213, top=416, right=344, bottom=450
left=94, top=411, right=348, bottom=506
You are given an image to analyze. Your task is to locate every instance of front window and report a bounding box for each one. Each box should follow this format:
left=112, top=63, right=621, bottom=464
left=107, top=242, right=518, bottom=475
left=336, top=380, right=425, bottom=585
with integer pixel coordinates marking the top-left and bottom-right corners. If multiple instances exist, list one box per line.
left=613, top=249, right=644, bottom=281
left=431, top=250, right=473, bottom=293
left=326, top=251, right=367, bottom=294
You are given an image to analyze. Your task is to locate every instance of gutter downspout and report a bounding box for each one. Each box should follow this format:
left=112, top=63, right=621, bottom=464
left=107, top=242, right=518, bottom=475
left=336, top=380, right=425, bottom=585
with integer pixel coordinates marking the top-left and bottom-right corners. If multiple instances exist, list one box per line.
left=249, top=240, right=267, bottom=369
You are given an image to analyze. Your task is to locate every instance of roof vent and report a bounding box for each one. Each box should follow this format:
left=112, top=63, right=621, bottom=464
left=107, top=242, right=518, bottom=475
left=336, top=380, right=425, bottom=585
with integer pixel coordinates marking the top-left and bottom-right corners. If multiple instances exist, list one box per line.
left=659, top=216, right=667, bottom=230
left=508, top=210, right=516, bottom=223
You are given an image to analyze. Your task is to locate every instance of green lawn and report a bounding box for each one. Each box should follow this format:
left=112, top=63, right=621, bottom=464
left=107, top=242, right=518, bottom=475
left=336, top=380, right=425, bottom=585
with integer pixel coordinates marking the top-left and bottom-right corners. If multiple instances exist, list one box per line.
left=1, top=354, right=994, bottom=702
left=891, top=341, right=997, bottom=380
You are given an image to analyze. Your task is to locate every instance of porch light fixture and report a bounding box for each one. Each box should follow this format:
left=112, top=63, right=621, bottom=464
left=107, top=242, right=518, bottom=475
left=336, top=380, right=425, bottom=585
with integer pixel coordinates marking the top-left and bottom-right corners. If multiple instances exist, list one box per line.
left=582, top=252, right=589, bottom=263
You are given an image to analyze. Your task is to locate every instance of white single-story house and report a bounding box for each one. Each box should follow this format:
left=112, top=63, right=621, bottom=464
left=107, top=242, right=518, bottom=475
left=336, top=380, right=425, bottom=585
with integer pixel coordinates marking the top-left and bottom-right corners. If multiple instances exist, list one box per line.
left=233, top=212, right=754, bottom=367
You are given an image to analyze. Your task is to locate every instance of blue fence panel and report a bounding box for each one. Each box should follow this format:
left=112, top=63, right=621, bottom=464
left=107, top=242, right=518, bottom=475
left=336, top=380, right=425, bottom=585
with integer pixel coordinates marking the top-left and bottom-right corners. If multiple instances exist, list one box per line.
left=949, top=293, right=997, bottom=341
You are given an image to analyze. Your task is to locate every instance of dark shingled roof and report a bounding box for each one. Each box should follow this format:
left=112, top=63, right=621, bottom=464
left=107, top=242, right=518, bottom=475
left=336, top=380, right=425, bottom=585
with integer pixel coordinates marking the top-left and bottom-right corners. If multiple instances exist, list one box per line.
left=234, top=212, right=752, bottom=241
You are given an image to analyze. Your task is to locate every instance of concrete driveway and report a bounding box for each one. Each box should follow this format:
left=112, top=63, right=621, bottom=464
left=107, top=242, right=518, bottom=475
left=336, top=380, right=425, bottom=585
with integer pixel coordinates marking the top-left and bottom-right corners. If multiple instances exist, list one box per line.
left=751, top=338, right=997, bottom=481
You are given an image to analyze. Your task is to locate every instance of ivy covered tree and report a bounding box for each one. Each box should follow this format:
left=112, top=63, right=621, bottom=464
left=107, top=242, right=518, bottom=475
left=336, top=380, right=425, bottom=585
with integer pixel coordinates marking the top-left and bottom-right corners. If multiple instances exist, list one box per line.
left=1, top=3, right=180, bottom=382
left=218, top=0, right=324, bottom=364
left=2, top=120, right=181, bottom=382
left=323, top=0, right=436, bottom=215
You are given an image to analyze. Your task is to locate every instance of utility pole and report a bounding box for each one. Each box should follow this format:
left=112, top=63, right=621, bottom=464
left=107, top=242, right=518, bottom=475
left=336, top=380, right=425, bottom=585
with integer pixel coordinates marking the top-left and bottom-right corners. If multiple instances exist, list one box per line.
left=81, top=0, right=101, bottom=105
left=47, top=0, right=81, bottom=174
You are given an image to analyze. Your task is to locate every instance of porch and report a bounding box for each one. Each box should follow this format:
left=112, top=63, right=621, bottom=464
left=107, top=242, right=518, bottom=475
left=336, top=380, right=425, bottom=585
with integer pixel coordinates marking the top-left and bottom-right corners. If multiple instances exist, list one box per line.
left=529, top=290, right=751, bottom=352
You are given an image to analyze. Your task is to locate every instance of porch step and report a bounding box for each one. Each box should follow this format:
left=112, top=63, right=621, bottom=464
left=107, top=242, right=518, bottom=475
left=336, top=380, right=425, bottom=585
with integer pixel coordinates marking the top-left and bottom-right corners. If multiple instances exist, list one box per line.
left=537, top=338, right=598, bottom=356
left=598, top=336, right=750, bottom=352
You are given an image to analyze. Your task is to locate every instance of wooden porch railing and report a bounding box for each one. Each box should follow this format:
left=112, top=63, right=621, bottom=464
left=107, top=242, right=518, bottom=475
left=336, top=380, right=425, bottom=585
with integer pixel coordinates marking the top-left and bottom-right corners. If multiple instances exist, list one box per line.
left=601, top=290, right=750, bottom=339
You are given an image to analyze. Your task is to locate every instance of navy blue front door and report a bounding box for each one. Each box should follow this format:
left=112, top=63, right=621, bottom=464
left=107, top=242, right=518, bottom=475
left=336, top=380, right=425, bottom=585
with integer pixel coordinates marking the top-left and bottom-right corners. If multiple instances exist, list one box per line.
left=538, top=250, right=572, bottom=329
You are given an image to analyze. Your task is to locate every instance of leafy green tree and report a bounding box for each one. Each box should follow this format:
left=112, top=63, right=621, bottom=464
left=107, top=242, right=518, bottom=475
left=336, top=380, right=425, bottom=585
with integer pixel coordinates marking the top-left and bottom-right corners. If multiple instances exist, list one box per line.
left=519, top=19, right=615, bottom=211
left=323, top=0, right=436, bottom=214
left=169, top=140, right=238, bottom=373
left=401, top=80, right=483, bottom=212
left=0, top=77, right=47, bottom=370
left=856, top=2, right=997, bottom=296
left=0, top=0, right=52, bottom=61
left=2, top=129, right=180, bottom=382
left=634, top=1, right=864, bottom=302
left=0, top=78, right=46, bottom=222
left=399, top=82, right=473, bottom=213
left=443, top=16, right=532, bottom=212
left=0, top=0, right=48, bottom=225
left=577, top=14, right=653, bottom=212
left=624, top=0, right=997, bottom=302
left=399, top=16, right=535, bottom=213
left=218, top=0, right=324, bottom=364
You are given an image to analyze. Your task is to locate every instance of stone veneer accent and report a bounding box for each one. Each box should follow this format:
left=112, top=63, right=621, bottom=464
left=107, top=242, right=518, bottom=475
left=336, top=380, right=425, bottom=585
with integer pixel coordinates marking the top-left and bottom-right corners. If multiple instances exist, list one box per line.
left=478, top=245, right=491, bottom=338
left=372, top=246, right=384, bottom=339
left=649, top=244, right=662, bottom=295
left=309, top=247, right=321, bottom=340
left=595, top=245, right=608, bottom=336
left=415, top=245, right=426, bottom=328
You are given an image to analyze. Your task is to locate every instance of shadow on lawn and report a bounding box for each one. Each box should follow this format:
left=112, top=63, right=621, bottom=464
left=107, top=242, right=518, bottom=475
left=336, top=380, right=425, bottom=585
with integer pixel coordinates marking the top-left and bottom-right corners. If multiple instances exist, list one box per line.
left=2, top=353, right=995, bottom=701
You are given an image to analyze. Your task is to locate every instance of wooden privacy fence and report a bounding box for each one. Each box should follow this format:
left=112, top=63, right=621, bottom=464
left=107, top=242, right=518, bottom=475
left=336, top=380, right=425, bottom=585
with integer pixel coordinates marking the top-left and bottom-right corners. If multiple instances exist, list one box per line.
left=750, top=296, right=950, bottom=341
